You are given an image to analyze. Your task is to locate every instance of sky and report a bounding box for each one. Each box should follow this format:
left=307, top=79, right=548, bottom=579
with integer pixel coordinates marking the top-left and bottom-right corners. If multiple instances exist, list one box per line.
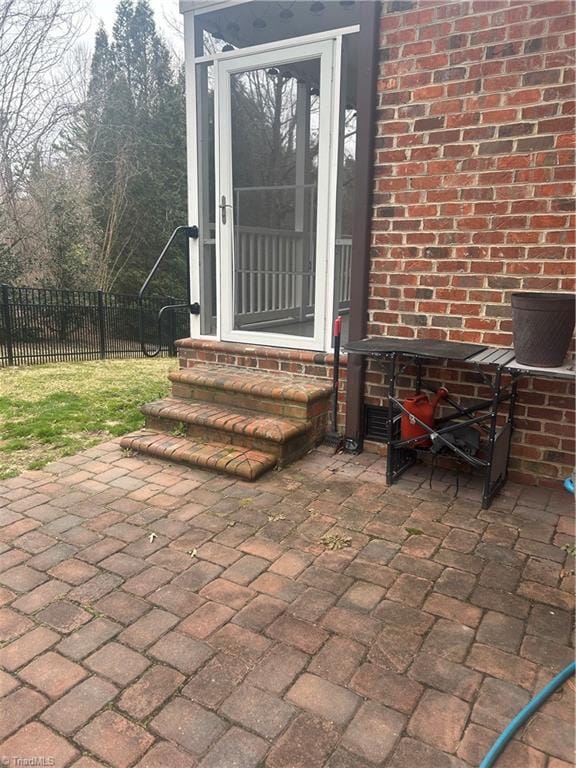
left=82, top=0, right=184, bottom=57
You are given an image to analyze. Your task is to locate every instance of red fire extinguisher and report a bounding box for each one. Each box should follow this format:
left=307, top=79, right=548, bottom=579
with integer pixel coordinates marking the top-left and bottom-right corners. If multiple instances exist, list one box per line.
left=401, top=388, right=449, bottom=448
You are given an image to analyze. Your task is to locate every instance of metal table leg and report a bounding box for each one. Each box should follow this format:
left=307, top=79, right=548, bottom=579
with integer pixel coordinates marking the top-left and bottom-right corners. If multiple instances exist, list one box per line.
left=386, top=353, right=397, bottom=486
left=381, top=355, right=520, bottom=508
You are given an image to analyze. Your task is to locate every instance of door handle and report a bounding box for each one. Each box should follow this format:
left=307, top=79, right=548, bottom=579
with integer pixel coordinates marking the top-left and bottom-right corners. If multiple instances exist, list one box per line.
left=219, top=195, right=233, bottom=225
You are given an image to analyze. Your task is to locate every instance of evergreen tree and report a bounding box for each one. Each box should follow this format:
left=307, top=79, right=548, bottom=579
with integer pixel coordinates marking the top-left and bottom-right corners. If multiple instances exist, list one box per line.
left=83, top=1, right=187, bottom=295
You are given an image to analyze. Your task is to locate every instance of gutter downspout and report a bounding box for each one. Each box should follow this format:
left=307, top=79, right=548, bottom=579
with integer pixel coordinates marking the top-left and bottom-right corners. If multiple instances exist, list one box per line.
left=344, top=0, right=381, bottom=452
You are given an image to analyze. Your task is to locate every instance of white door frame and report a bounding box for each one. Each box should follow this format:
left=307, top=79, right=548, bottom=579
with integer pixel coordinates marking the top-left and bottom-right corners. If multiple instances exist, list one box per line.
left=216, top=39, right=339, bottom=351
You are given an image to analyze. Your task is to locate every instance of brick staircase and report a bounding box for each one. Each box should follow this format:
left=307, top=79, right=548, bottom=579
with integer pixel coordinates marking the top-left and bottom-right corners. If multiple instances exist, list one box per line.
left=120, top=364, right=334, bottom=481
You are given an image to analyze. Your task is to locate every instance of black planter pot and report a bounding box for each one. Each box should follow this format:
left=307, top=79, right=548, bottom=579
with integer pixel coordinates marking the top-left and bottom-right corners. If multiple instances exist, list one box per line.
left=511, top=292, right=575, bottom=367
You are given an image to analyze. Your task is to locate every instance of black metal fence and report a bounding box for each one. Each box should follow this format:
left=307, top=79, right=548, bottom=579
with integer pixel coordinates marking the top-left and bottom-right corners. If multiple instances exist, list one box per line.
left=0, top=284, right=190, bottom=367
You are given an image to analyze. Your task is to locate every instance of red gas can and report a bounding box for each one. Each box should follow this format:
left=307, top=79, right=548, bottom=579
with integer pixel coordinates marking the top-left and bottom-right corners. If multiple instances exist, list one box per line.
left=401, top=388, right=449, bottom=448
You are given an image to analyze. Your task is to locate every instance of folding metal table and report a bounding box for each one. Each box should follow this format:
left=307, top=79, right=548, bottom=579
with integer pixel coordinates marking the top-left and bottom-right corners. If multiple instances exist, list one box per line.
left=346, top=338, right=575, bottom=509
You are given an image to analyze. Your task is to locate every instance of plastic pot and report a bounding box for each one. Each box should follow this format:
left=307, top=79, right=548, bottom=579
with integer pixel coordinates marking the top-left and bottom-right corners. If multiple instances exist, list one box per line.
left=511, top=292, right=575, bottom=367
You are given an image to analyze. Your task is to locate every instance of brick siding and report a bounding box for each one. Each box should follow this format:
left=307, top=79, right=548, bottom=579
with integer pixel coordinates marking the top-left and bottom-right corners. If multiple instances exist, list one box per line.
left=367, top=0, right=575, bottom=485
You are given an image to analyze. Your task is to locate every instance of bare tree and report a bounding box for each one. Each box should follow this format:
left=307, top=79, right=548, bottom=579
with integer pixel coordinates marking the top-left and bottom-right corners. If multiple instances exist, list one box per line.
left=95, top=151, right=137, bottom=292
left=156, top=3, right=183, bottom=65
left=0, top=0, right=87, bottom=275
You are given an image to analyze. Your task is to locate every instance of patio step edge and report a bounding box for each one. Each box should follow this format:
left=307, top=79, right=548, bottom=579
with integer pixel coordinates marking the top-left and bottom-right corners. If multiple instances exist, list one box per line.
left=169, top=364, right=333, bottom=403
left=141, top=398, right=308, bottom=444
left=119, top=430, right=276, bottom=481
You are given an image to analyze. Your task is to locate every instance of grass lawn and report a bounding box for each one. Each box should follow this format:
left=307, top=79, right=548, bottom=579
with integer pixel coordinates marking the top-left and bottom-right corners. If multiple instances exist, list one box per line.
left=0, top=358, right=177, bottom=479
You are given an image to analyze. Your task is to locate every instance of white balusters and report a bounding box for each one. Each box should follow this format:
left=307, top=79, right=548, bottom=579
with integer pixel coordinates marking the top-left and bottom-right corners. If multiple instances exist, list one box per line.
left=232, top=227, right=352, bottom=324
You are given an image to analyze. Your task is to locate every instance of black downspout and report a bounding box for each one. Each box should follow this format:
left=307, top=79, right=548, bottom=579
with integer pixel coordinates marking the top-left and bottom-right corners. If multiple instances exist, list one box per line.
left=344, top=0, right=381, bottom=451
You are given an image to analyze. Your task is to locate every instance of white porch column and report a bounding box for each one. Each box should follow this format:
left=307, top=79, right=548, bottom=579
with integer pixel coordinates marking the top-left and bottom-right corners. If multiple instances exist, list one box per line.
left=295, top=80, right=311, bottom=322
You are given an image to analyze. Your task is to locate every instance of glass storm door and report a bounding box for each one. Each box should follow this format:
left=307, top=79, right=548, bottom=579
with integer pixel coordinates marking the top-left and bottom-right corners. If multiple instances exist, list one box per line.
left=217, top=41, right=334, bottom=349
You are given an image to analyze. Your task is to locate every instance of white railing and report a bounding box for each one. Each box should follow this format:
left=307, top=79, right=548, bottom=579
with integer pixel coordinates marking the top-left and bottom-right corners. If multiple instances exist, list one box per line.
left=335, top=238, right=352, bottom=311
left=203, top=223, right=351, bottom=324
left=235, top=228, right=352, bottom=323
left=235, top=226, right=312, bottom=321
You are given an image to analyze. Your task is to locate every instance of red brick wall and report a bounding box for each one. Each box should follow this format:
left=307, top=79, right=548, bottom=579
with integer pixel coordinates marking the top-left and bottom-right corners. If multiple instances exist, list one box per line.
left=367, top=0, right=575, bottom=485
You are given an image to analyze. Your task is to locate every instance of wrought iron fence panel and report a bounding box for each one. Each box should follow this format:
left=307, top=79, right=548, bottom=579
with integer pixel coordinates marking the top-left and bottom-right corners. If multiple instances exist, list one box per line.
left=0, top=284, right=189, bottom=366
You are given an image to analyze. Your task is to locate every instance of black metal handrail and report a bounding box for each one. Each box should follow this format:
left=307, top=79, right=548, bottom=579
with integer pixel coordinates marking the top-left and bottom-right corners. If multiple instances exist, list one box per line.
left=139, top=225, right=200, bottom=357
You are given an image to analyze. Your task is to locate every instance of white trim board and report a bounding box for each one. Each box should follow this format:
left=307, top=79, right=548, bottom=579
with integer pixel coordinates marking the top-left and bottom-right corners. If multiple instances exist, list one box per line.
left=192, top=25, right=360, bottom=64
left=180, top=1, right=246, bottom=15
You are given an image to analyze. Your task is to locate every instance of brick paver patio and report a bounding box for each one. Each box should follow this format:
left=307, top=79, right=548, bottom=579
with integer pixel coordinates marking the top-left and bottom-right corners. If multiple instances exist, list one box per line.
left=0, top=441, right=574, bottom=767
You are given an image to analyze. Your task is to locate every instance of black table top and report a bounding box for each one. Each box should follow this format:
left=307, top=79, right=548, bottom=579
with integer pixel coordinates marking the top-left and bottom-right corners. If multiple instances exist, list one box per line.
left=345, top=338, right=576, bottom=378
left=345, top=338, right=488, bottom=361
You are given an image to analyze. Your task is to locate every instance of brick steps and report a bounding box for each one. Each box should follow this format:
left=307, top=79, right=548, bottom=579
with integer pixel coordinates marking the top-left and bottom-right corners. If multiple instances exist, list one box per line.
left=119, top=430, right=276, bottom=481
left=169, top=365, right=333, bottom=421
left=141, top=399, right=310, bottom=464
left=123, top=363, right=333, bottom=480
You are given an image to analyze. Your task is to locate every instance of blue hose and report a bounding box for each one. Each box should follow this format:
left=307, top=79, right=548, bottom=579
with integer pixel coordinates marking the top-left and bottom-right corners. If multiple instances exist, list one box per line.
left=480, top=661, right=576, bottom=768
